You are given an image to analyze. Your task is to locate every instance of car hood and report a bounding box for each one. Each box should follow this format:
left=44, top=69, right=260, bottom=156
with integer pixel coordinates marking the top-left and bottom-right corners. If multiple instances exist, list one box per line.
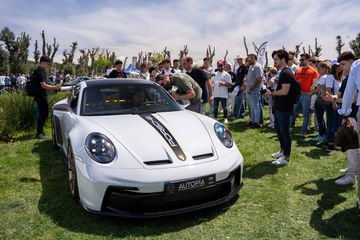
left=86, top=111, right=217, bottom=169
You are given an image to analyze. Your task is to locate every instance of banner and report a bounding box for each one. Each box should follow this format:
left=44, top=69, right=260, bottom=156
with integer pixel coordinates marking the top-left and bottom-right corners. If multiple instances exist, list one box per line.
left=257, top=42, right=267, bottom=67
left=132, top=56, right=137, bottom=70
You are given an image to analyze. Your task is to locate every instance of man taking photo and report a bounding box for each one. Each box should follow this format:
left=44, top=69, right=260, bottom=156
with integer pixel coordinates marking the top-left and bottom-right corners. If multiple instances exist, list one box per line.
left=155, top=73, right=202, bottom=113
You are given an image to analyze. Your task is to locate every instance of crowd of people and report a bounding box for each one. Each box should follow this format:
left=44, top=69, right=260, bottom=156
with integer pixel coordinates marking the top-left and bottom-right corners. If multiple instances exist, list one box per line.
left=6, top=48, right=360, bottom=210
left=122, top=50, right=359, bottom=209
left=0, top=73, right=27, bottom=93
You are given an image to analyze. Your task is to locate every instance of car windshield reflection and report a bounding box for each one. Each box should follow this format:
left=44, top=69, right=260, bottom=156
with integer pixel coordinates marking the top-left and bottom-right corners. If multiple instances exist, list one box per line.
left=81, top=84, right=181, bottom=116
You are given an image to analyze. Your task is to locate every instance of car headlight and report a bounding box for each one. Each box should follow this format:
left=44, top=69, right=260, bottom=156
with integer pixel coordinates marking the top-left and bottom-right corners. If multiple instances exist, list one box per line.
left=214, top=122, right=233, bottom=148
left=85, top=133, right=116, bottom=163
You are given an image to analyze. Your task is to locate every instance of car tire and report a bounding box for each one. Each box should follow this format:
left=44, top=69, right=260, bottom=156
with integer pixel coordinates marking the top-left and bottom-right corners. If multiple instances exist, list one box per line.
left=67, top=142, right=79, bottom=201
left=51, top=117, right=59, bottom=150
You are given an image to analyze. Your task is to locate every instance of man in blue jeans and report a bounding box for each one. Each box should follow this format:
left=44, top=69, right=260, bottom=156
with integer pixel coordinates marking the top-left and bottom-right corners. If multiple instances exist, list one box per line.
left=265, top=50, right=295, bottom=166
left=246, top=54, right=264, bottom=128
left=213, top=60, right=232, bottom=123
left=233, top=55, right=248, bottom=119
left=291, top=53, right=318, bottom=136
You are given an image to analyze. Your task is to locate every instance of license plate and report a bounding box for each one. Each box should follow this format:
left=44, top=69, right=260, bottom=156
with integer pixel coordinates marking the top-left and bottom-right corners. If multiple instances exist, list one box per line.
left=164, top=174, right=216, bottom=194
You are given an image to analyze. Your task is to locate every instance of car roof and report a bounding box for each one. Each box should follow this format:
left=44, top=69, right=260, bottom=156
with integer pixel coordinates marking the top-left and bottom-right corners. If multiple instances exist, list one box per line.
left=84, top=78, right=155, bottom=87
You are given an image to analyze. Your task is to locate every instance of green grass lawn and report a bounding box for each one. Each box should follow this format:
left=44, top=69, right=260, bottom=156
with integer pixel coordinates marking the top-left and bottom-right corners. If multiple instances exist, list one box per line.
left=0, top=109, right=359, bottom=240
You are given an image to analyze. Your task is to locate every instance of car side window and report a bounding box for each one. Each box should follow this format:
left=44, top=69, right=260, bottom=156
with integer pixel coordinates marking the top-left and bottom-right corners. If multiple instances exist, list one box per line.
left=69, top=86, right=80, bottom=111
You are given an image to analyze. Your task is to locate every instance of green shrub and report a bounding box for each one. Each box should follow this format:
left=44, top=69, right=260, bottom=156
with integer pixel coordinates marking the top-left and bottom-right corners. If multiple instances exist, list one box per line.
left=0, top=92, right=35, bottom=140
left=0, top=91, right=69, bottom=141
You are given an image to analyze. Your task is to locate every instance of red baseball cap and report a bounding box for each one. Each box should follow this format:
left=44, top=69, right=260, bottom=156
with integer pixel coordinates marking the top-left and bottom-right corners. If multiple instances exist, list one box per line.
left=217, top=60, right=224, bottom=66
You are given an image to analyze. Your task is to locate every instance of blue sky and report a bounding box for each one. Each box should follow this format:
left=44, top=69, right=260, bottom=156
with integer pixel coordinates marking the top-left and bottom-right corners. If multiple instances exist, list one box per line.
left=1, top=0, right=360, bottom=65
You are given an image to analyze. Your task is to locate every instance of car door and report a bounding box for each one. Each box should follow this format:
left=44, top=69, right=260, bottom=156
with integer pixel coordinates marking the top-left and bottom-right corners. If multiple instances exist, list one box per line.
left=62, top=85, right=81, bottom=148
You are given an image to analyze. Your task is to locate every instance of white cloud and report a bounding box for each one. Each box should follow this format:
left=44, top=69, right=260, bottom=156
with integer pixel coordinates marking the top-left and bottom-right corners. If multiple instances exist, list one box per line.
left=0, top=0, right=359, bottom=66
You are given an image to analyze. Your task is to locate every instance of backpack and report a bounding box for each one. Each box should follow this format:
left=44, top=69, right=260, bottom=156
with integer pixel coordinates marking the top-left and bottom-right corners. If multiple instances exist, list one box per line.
left=25, top=69, right=41, bottom=97
left=292, top=78, right=301, bottom=104
left=281, top=67, right=301, bottom=104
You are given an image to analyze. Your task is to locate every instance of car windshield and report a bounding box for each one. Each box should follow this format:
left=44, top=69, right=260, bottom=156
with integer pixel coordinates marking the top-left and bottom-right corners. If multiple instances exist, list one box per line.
left=81, top=83, right=181, bottom=116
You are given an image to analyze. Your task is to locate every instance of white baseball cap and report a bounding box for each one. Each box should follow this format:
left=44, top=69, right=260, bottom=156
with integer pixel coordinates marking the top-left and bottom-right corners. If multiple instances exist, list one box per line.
left=235, top=55, right=244, bottom=59
left=331, top=60, right=339, bottom=66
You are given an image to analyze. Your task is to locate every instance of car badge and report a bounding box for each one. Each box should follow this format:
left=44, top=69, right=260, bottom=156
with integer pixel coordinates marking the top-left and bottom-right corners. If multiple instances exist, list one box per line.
left=177, top=154, right=186, bottom=161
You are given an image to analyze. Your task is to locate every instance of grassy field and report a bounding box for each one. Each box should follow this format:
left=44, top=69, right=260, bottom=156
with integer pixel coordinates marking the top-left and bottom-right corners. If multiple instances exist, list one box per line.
left=0, top=110, right=359, bottom=240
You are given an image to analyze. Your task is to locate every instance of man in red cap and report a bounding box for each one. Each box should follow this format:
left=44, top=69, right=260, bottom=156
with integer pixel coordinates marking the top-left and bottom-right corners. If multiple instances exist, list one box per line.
left=213, top=60, right=231, bottom=123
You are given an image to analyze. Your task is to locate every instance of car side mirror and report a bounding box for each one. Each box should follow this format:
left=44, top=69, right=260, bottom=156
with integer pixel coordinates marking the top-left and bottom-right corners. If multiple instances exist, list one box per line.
left=53, top=103, right=70, bottom=112
left=178, top=99, right=190, bottom=110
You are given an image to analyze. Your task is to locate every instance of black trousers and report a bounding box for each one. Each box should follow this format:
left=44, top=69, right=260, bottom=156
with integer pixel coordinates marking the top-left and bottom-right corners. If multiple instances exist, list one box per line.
left=34, top=95, right=49, bottom=135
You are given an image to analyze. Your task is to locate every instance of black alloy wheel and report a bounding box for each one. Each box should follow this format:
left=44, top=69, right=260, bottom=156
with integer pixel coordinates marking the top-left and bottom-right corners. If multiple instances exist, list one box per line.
left=67, top=143, right=79, bottom=200
left=51, top=116, right=59, bottom=150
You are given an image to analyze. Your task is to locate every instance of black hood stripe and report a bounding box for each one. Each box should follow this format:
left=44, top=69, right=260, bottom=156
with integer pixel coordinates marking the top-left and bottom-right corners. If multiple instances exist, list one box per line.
left=140, top=114, right=186, bottom=161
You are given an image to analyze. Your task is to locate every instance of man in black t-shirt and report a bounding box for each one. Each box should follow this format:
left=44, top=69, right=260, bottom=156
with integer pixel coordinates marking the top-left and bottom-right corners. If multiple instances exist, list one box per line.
left=233, top=55, right=248, bottom=119
left=32, top=56, right=61, bottom=139
left=265, top=50, right=295, bottom=166
left=108, top=60, right=127, bottom=78
left=182, top=56, right=214, bottom=115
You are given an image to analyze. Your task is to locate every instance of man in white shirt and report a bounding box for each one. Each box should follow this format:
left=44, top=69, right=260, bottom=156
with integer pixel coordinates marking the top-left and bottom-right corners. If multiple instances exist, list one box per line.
left=287, top=56, right=298, bottom=73
left=337, top=52, right=360, bottom=208
left=162, top=59, right=174, bottom=75
left=0, top=73, right=5, bottom=92
left=213, top=60, right=231, bottom=124
left=172, top=59, right=181, bottom=73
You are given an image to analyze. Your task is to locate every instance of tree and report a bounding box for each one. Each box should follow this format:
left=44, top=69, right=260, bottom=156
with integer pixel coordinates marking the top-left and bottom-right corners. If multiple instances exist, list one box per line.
left=162, top=46, right=171, bottom=60
left=41, top=30, right=46, bottom=56
left=335, top=35, right=345, bottom=56
left=294, top=42, right=303, bottom=58
left=243, top=36, right=249, bottom=56
left=50, top=38, right=59, bottom=62
left=313, top=38, right=322, bottom=57
left=223, top=49, right=229, bottom=62
left=136, top=51, right=149, bottom=69
left=88, top=47, right=100, bottom=71
left=178, top=45, right=188, bottom=70
left=0, top=44, right=9, bottom=73
left=93, top=56, right=110, bottom=74
left=349, top=32, right=360, bottom=57
left=62, top=41, right=78, bottom=64
left=77, top=49, right=90, bottom=76
left=205, top=45, right=215, bottom=65
left=0, top=27, right=31, bottom=74
left=34, top=40, right=40, bottom=63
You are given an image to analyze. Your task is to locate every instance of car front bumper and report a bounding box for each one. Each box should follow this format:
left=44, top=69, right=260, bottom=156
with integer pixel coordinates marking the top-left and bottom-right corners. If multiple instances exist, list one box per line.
left=75, top=149, right=243, bottom=218
left=85, top=166, right=242, bottom=218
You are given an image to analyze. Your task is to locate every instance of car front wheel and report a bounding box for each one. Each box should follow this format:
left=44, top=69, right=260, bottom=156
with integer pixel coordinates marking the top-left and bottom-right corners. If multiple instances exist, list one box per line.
left=67, top=142, right=79, bottom=200
left=51, top=117, right=59, bottom=150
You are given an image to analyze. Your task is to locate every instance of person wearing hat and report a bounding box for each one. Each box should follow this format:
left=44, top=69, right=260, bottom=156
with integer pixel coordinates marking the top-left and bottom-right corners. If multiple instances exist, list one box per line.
left=233, top=55, right=248, bottom=119
left=108, top=60, right=127, bottom=78
left=213, top=60, right=232, bottom=123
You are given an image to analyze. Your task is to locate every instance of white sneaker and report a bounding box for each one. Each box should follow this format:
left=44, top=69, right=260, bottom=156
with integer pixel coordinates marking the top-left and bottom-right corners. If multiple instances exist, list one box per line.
left=224, top=118, right=229, bottom=124
left=339, top=168, right=348, bottom=173
left=335, top=175, right=356, bottom=185
left=272, top=156, right=289, bottom=166
left=271, top=151, right=283, bottom=159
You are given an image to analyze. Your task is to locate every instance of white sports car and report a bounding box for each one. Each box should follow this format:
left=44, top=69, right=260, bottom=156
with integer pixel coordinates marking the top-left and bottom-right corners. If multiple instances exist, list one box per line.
left=52, top=79, right=243, bottom=218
